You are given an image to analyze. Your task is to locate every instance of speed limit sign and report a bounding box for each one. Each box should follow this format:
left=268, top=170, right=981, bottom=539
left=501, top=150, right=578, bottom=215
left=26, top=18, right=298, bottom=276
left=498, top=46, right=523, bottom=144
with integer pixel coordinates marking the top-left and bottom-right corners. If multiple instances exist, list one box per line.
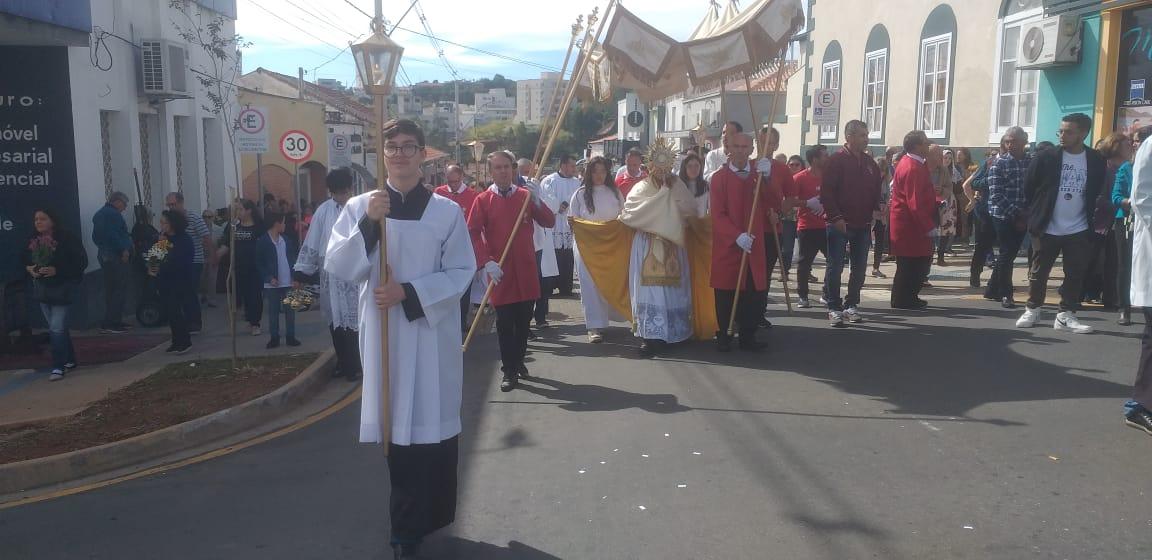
left=280, top=130, right=314, bottom=162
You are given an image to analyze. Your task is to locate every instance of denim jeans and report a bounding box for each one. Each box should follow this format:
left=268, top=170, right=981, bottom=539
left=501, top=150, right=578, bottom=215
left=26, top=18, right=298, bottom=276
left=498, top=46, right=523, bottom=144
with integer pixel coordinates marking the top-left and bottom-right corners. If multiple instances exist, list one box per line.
left=264, top=287, right=295, bottom=339
left=40, top=303, right=75, bottom=370
left=990, top=218, right=1026, bottom=300
left=824, top=226, right=872, bottom=311
left=98, top=252, right=129, bottom=328
left=780, top=220, right=798, bottom=272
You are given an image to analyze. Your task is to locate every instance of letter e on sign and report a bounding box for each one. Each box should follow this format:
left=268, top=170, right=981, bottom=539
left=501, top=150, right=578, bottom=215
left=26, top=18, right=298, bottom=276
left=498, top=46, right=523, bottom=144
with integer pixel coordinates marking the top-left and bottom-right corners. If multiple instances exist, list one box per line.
left=280, top=130, right=314, bottom=162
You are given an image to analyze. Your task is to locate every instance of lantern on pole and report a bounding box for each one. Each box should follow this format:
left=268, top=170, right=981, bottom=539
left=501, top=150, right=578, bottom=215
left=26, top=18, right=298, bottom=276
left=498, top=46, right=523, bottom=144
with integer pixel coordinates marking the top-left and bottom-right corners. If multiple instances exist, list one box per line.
left=351, top=28, right=404, bottom=453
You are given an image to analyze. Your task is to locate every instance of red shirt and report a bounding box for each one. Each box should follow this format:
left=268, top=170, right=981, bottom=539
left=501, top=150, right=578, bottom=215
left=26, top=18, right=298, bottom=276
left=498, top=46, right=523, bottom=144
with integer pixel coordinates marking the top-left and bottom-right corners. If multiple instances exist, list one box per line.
left=614, top=167, right=648, bottom=197
left=820, top=145, right=882, bottom=229
left=434, top=184, right=479, bottom=219
left=709, top=162, right=784, bottom=291
left=793, top=169, right=826, bottom=231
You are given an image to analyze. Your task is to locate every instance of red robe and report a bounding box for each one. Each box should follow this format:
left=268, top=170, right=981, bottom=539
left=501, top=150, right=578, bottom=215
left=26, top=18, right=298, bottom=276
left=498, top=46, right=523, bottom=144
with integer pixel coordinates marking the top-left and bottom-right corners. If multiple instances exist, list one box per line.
left=434, top=184, right=479, bottom=219
left=888, top=155, right=937, bottom=257
left=468, top=186, right=556, bottom=306
left=709, top=160, right=787, bottom=291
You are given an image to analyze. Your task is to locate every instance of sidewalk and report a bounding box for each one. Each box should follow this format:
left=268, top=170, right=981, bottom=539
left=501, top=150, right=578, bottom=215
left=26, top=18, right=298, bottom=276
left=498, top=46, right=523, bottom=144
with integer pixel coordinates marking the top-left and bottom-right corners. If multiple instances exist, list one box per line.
left=0, top=300, right=334, bottom=427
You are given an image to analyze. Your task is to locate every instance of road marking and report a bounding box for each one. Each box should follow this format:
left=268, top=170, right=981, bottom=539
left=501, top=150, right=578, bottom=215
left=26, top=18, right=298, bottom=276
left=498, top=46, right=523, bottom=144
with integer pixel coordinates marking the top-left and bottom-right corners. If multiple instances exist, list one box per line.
left=0, top=387, right=361, bottom=510
left=918, top=420, right=942, bottom=432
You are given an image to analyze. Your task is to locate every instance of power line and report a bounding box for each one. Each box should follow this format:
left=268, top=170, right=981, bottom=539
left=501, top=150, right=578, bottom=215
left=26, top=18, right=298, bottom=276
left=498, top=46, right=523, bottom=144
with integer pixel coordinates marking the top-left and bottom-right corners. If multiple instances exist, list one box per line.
left=248, top=0, right=347, bottom=52
left=284, top=0, right=358, bottom=40
left=413, top=0, right=459, bottom=81
left=341, top=0, right=373, bottom=21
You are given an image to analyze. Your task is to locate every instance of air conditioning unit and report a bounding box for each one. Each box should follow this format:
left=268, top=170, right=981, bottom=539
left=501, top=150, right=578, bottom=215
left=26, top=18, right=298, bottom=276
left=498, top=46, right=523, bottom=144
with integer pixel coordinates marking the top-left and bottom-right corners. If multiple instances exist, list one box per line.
left=1017, top=14, right=1082, bottom=69
left=139, top=39, right=191, bottom=97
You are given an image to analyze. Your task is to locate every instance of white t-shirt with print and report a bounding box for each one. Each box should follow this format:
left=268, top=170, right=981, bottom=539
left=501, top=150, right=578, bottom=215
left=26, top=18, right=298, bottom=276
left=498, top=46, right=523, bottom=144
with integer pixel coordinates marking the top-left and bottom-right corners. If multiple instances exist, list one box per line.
left=1046, top=150, right=1089, bottom=236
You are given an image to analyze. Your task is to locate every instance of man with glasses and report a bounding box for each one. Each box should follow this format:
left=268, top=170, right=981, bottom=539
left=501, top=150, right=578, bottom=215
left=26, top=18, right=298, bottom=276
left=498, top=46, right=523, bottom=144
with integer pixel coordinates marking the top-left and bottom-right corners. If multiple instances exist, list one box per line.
left=820, top=120, right=883, bottom=327
left=1014, top=113, right=1107, bottom=333
left=986, top=127, right=1032, bottom=308
left=325, top=119, right=477, bottom=559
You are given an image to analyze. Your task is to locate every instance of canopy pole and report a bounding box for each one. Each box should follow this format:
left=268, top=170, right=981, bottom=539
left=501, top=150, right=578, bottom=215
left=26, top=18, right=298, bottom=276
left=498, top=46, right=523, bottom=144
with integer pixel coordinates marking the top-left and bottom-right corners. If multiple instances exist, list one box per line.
left=535, top=0, right=615, bottom=180
left=533, top=15, right=584, bottom=164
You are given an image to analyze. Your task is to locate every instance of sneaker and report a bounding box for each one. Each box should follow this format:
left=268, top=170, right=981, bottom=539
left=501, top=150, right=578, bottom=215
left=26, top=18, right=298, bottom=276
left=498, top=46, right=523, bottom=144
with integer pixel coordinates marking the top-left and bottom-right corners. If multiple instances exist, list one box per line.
left=251, top=325, right=262, bottom=336
left=171, top=344, right=191, bottom=355
left=49, top=369, right=65, bottom=381
left=1054, top=311, right=1094, bottom=334
left=286, top=337, right=301, bottom=347
left=797, top=298, right=811, bottom=309
left=535, top=320, right=551, bottom=329
left=1119, top=309, right=1132, bottom=326
left=871, top=269, right=887, bottom=279
left=844, top=307, right=863, bottom=323
left=266, top=338, right=281, bottom=349
left=1125, top=407, right=1152, bottom=436
left=499, top=373, right=517, bottom=392
left=1015, top=306, right=1042, bottom=328
left=588, top=330, right=603, bottom=343
left=819, top=296, right=828, bottom=305
left=828, top=310, right=845, bottom=327
left=63, top=362, right=76, bottom=370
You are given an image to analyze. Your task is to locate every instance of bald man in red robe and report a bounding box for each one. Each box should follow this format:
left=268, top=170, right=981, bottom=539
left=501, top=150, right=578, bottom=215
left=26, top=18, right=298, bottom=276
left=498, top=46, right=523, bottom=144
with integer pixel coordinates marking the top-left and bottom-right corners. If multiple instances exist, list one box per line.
left=889, top=131, right=939, bottom=309
left=436, top=164, right=480, bottom=328
left=711, top=131, right=789, bottom=352
left=468, top=151, right=555, bottom=391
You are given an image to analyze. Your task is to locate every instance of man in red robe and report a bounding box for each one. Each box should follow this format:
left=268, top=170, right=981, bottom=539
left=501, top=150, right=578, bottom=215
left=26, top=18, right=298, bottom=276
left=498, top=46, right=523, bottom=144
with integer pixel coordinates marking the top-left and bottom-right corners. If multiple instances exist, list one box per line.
left=888, top=131, right=938, bottom=309
left=710, top=132, right=788, bottom=352
left=615, top=147, right=649, bottom=197
left=467, top=151, right=556, bottom=391
left=755, top=126, right=799, bottom=323
left=435, top=164, right=480, bottom=329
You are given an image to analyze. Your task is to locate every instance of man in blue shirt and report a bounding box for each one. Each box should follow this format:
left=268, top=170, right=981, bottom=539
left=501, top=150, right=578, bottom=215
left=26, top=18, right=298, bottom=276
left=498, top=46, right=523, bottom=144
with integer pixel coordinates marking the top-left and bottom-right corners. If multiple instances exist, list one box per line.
left=91, top=191, right=133, bottom=333
left=985, top=126, right=1032, bottom=309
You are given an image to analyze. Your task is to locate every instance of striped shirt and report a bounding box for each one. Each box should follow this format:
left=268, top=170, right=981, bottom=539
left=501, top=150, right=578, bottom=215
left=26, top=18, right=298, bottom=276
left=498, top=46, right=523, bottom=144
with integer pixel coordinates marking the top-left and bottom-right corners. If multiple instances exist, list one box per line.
left=185, top=211, right=210, bottom=264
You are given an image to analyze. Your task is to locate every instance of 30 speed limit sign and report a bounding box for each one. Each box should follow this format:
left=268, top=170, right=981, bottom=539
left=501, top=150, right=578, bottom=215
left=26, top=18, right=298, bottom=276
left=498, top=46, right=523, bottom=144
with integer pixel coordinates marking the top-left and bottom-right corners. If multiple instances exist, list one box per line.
left=280, top=130, right=314, bottom=162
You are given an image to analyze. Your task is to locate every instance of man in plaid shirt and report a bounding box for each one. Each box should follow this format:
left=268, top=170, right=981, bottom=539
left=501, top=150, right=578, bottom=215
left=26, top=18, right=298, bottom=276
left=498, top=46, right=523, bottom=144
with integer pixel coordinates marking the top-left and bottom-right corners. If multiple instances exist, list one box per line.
left=986, top=126, right=1032, bottom=308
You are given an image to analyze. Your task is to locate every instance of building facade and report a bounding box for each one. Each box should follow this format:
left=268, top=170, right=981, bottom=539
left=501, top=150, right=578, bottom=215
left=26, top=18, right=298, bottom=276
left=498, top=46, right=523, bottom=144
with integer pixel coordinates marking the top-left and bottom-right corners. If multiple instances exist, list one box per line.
left=0, top=0, right=240, bottom=325
left=777, top=0, right=1109, bottom=157
left=516, top=72, right=566, bottom=125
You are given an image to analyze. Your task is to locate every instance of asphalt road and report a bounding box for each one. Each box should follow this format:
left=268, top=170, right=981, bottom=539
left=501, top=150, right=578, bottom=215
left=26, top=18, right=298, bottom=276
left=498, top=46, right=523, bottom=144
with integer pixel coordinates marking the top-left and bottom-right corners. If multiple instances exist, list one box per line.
left=2, top=296, right=1150, bottom=560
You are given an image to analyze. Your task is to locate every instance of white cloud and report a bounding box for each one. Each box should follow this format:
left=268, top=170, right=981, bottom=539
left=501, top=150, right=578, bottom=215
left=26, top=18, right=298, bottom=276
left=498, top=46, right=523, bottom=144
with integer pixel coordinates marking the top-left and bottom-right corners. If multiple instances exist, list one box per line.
left=236, top=0, right=703, bottom=80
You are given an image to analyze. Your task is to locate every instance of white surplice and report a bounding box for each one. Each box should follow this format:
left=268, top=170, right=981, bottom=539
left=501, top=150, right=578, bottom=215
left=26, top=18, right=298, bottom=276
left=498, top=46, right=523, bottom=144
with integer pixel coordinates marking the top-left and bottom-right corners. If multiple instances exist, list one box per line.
left=523, top=177, right=559, bottom=278
left=541, top=172, right=583, bottom=250
left=325, top=190, right=476, bottom=445
left=569, top=185, right=624, bottom=329
left=294, top=198, right=360, bottom=329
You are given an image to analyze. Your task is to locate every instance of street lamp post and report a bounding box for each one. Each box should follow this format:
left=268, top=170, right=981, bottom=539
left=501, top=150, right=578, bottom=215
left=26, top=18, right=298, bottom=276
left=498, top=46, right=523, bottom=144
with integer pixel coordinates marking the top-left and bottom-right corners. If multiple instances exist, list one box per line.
left=351, top=28, right=403, bottom=452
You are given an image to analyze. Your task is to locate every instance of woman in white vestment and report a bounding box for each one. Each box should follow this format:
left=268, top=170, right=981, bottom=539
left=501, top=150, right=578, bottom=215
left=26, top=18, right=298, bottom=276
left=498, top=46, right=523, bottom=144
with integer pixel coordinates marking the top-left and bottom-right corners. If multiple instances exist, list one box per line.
left=568, top=156, right=624, bottom=343
left=619, top=142, right=698, bottom=357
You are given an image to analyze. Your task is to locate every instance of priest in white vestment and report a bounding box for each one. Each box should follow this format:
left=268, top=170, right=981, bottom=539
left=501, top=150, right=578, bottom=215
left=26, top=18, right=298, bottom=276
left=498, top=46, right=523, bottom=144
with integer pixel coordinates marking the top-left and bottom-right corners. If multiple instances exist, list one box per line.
left=293, top=167, right=362, bottom=381
left=620, top=143, right=698, bottom=357
left=541, top=154, right=583, bottom=296
left=568, top=156, right=624, bottom=343
left=325, top=119, right=475, bottom=559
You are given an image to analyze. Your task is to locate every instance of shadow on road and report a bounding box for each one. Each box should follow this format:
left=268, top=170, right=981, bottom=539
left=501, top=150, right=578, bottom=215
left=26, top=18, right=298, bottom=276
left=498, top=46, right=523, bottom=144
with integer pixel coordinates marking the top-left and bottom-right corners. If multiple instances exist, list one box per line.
left=418, top=537, right=562, bottom=560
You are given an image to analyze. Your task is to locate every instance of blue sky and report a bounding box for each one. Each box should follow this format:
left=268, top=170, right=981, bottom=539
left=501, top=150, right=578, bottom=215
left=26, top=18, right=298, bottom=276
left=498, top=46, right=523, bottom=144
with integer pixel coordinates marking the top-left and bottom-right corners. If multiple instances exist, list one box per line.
left=236, top=0, right=701, bottom=86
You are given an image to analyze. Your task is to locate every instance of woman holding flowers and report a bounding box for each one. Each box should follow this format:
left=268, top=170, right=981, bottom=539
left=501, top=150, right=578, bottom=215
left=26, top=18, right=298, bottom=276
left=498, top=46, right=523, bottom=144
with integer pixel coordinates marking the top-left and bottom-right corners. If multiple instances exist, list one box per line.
left=23, top=208, right=86, bottom=381
left=150, top=210, right=195, bottom=354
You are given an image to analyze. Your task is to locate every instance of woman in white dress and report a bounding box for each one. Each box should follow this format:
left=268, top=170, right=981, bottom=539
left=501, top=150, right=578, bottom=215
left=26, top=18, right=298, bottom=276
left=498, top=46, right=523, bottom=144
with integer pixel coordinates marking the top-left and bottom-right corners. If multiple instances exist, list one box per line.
left=679, top=152, right=710, bottom=218
left=569, top=156, right=624, bottom=343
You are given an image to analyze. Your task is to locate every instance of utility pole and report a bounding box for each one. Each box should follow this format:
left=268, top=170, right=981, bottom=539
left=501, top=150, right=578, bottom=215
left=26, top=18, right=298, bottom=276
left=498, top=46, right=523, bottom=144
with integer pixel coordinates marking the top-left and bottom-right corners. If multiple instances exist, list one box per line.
left=298, top=67, right=304, bottom=99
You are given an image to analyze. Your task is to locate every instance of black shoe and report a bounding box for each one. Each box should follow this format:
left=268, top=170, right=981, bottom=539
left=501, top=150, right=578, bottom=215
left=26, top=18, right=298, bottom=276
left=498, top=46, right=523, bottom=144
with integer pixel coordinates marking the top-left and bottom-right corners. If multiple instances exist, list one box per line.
left=170, top=344, right=191, bottom=355
left=286, top=337, right=301, bottom=347
left=392, top=542, right=421, bottom=559
left=715, top=332, right=732, bottom=353
left=639, top=340, right=655, bottom=358
left=165, top=344, right=179, bottom=353
left=759, top=316, right=773, bottom=329
left=1125, top=407, right=1152, bottom=436
left=517, top=363, right=530, bottom=380
left=528, top=329, right=538, bottom=341
left=891, top=300, right=928, bottom=310
left=1119, top=309, right=1132, bottom=326
left=266, top=338, right=280, bottom=349
left=738, top=336, right=768, bottom=352
left=536, top=320, right=551, bottom=328
left=1001, top=297, right=1016, bottom=309
left=500, top=373, right=517, bottom=392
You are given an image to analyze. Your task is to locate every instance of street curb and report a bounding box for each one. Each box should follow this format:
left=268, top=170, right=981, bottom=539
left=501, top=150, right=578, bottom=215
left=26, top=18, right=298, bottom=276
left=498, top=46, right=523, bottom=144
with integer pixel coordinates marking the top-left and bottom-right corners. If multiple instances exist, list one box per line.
left=0, top=350, right=336, bottom=496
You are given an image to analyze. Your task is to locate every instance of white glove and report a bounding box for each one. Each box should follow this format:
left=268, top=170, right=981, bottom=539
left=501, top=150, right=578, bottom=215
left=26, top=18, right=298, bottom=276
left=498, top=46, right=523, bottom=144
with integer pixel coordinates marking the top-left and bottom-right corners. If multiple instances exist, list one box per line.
left=755, top=159, right=773, bottom=177
left=927, top=228, right=940, bottom=238
left=805, top=196, right=824, bottom=214
left=484, top=260, right=503, bottom=284
left=736, top=233, right=755, bottom=253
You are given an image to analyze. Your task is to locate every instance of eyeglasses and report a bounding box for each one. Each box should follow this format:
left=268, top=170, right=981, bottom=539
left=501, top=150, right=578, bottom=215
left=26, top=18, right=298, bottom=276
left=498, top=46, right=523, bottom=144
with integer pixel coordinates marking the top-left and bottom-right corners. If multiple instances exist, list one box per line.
left=383, top=143, right=424, bottom=157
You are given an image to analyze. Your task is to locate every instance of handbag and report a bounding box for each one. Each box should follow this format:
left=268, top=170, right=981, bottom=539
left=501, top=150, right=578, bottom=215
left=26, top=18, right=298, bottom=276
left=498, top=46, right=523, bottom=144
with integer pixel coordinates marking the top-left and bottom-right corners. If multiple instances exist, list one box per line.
left=32, top=278, right=73, bottom=305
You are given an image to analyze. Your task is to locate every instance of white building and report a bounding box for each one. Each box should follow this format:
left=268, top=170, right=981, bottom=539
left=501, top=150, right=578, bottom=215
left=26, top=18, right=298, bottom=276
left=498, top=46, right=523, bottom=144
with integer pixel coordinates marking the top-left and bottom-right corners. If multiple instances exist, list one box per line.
left=0, top=0, right=240, bottom=323
left=516, top=72, right=566, bottom=125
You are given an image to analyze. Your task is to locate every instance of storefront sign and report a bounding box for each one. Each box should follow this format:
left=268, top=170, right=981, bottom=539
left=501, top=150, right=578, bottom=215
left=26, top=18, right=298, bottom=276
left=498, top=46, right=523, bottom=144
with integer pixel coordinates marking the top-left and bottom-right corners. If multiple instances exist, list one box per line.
left=0, top=46, right=80, bottom=284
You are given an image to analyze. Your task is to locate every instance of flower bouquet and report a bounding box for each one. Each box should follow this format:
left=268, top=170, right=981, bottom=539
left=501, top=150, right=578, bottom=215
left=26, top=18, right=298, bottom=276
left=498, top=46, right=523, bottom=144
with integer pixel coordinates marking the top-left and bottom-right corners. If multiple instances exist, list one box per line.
left=144, top=238, right=173, bottom=275
left=27, top=235, right=57, bottom=271
left=282, top=288, right=316, bottom=312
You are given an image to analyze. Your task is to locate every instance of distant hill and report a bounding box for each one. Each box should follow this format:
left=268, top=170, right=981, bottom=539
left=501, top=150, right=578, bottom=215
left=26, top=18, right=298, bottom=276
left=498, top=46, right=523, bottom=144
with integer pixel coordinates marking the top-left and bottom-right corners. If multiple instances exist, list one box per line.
left=408, top=74, right=516, bottom=105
